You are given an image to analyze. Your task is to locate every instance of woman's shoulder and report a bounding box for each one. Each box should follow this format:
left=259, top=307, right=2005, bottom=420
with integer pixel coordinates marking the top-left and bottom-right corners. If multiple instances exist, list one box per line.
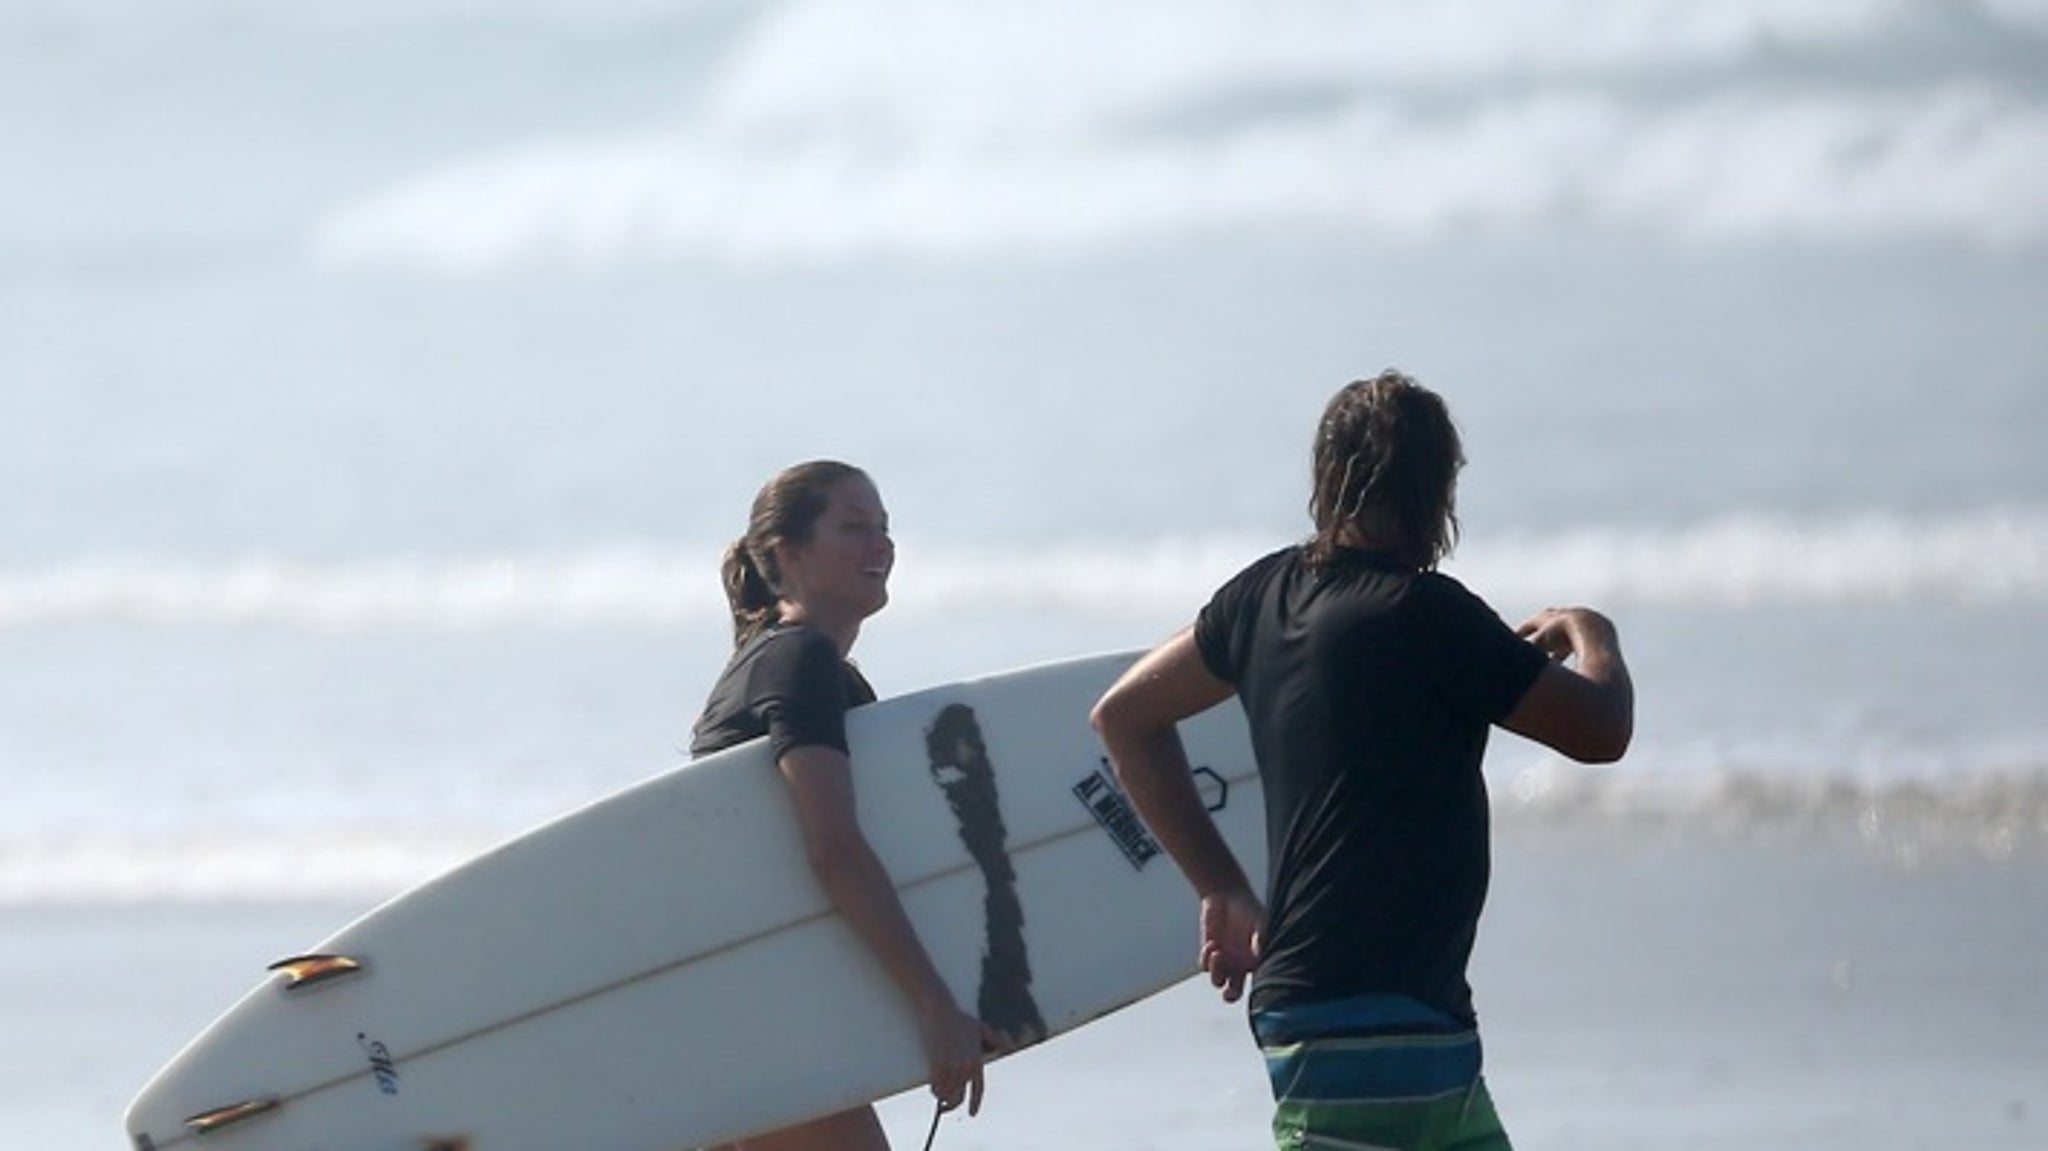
left=742, top=622, right=841, bottom=675
left=758, top=620, right=836, bottom=651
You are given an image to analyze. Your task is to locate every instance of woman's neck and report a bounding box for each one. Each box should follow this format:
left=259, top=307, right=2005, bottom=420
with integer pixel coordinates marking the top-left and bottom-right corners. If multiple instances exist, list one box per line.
left=777, top=601, right=860, bottom=657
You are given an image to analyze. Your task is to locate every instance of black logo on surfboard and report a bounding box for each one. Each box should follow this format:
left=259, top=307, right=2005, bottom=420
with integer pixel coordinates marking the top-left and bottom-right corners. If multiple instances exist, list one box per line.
left=925, top=704, right=1047, bottom=1048
left=358, top=1032, right=401, bottom=1096
left=1074, top=761, right=1160, bottom=868
left=1075, top=760, right=1228, bottom=871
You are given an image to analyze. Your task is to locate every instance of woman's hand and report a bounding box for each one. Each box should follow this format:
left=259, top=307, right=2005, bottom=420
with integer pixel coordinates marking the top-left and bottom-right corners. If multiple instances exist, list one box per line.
left=916, top=1000, right=997, bottom=1115
left=779, top=746, right=1000, bottom=1117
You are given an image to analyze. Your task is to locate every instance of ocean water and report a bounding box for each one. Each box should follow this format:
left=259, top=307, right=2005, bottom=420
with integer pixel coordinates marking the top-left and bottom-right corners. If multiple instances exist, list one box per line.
left=4, top=1, right=2046, bottom=1147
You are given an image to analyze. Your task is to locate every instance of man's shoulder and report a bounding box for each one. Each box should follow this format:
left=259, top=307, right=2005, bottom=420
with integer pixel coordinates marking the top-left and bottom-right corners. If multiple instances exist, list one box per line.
left=1232, top=542, right=1308, bottom=586
left=1408, top=568, right=1494, bottom=614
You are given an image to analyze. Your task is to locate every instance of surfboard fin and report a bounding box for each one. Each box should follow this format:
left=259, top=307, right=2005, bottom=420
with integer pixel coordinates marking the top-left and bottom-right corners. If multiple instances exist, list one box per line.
left=184, top=1097, right=279, bottom=1134
left=267, top=953, right=364, bottom=991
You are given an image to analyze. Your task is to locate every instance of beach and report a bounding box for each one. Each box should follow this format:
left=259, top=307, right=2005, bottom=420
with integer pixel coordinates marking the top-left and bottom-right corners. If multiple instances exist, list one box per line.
left=40, top=820, right=2043, bottom=1150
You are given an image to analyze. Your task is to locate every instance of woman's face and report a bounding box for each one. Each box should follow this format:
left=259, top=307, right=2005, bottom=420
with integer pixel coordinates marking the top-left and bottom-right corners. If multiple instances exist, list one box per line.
left=777, top=474, right=894, bottom=626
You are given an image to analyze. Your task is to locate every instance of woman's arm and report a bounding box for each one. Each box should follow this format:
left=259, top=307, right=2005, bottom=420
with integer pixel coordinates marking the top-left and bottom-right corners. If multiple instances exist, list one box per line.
left=777, top=744, right=991, bottom=1115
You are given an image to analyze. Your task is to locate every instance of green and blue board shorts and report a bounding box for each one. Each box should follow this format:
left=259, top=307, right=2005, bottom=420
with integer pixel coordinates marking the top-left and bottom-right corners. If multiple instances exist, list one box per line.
left=1253, top=993, right=1512, bottom=1151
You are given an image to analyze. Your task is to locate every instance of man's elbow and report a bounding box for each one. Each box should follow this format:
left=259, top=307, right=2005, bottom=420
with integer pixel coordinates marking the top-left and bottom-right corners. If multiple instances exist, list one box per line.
left=1088, top=702, right=1128, bottom=775
left=1566, top=713, right=1634, bottom=764
left=1518, top=671, right=1634, bottom=765
left=1571, top=732, right=1631, bottom=765
left=1089, top=698, right=1153, bottom=790
left=1088, top=695, right=1133, bottom=742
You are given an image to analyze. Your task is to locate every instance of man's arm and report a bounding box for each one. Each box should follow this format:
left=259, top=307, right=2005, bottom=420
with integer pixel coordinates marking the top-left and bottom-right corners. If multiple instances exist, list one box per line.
left=1501, top=607, right=1635, bottom=763
left=1090, top=629, right=1263, bottom=1001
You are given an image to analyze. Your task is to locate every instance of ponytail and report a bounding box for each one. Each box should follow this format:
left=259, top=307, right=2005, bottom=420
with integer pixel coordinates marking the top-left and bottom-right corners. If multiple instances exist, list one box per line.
left=721, top=537, right=782, bottom=647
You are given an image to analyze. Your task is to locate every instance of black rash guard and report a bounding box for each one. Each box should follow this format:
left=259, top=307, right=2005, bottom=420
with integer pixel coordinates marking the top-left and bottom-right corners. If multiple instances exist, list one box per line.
left=689, top=624, right=877, bottom=761
left=1193, top=545, right=1548, bottom=1023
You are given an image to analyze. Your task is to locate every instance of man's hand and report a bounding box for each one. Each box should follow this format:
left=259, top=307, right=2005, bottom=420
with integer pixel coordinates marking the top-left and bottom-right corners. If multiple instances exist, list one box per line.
left=1199, top=888, right=1266, bottom=1003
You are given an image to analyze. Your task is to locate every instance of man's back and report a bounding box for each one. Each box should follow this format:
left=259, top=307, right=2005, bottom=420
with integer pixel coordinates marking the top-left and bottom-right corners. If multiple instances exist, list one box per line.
left=1192, top=544, right=1547, bottom=1019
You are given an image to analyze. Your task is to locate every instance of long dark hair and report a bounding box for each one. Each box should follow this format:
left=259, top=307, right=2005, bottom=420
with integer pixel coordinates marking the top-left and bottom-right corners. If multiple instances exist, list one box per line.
left=1305, top=370, right=1464, bottom=570
left=721, top=460, right=869, bottom=647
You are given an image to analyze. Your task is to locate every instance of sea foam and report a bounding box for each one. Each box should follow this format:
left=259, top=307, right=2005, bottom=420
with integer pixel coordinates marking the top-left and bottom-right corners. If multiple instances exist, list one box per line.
left=2, top=510, right=2042, bottom=632
left=309, top=0, right=2048, bottom=271
left=6, top=766, right=2041, bottom=904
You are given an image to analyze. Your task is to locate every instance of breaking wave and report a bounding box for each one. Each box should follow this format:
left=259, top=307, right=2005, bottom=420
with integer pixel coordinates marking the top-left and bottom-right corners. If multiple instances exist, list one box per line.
left=7, top=765, right=2042, bottom=904
left=1, top=510, right=2042, bottom=632
left=309, top=0, right=2048, bottom=270
left=1496, top=761, right=2048, bottom=869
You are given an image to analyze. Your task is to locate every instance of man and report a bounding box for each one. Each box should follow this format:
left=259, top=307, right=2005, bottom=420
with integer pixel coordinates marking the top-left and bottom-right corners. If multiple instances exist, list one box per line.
left=1091, top=371, right=1633, bottom=1151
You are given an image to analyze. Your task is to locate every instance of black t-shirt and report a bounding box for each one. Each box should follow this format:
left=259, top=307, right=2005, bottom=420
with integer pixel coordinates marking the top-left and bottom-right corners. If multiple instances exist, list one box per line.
left=688, top=624, right=878, bottom=761
left=1193, top=546, right=1548, bottom=1023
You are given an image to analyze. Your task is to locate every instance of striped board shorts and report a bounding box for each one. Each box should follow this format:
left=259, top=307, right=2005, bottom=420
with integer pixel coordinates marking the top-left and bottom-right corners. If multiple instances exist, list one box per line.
left=1252, top=993, right=1512, bottom=1151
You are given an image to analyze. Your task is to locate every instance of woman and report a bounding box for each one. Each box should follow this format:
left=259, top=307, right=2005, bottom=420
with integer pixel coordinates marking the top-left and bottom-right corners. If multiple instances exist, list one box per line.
left=1091, top=373, right=1634, bottom=1151
left=690, top=460, right=993, bottom=1151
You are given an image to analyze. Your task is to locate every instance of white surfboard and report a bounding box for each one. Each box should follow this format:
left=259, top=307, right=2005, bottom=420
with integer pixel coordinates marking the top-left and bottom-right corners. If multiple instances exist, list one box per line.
left=125, top=650, right=1263, bottom=1151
